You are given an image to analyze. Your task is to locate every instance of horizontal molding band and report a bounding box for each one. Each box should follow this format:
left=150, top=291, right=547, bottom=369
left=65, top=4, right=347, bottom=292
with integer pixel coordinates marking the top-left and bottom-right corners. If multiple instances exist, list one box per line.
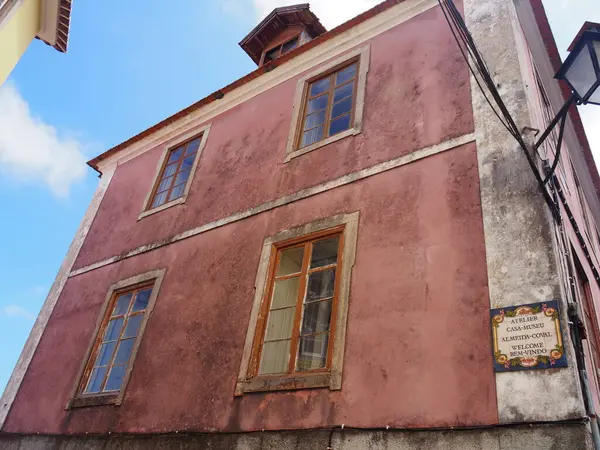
left=70, top=133, right=477, bottom=278
left=96, top=0, right=438, bottom=172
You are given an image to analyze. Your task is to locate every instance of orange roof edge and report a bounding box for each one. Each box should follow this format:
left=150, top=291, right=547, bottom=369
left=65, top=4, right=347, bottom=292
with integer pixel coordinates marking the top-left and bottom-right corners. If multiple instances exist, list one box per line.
left=87, top=0, right=406, bottom=171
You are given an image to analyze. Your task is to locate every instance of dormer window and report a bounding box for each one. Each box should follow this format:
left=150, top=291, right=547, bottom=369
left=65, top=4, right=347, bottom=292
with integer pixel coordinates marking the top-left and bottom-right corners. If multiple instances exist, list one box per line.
left=239, top=4, right=326, bottom=66
left=264, top=36, right=300, bottom=63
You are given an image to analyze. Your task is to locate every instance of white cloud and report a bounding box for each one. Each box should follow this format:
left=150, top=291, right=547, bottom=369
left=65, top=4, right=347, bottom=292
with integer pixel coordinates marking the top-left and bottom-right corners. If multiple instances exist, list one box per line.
left=1, top=304, right=35, bottom=321
left=0, top=82, right=87, bottom=197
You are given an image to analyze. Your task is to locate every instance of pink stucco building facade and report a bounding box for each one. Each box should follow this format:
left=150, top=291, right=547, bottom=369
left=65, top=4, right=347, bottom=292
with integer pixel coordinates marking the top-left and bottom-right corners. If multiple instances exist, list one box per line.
left=2, top=0, right=600, bottom=448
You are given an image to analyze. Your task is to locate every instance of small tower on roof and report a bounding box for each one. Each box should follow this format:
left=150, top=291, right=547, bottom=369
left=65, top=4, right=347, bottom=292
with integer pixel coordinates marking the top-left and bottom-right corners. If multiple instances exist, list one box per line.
left=239, top=4, right=327, bottom=66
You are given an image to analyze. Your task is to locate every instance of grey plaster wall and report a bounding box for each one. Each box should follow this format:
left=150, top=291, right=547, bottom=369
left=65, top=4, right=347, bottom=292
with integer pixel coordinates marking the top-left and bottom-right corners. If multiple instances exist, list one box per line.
left=463, top=0, right=586, bottom=422
left=0, top=424, right=592, bottom=450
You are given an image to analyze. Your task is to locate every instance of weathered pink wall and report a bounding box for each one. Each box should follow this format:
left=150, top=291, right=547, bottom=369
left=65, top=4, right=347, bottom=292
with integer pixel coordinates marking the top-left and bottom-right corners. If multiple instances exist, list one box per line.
left=72, top=5, right=473, bottom=270
left=4, top=4, right=498, bottom=434
left=5, top=143, right=496, bottom=433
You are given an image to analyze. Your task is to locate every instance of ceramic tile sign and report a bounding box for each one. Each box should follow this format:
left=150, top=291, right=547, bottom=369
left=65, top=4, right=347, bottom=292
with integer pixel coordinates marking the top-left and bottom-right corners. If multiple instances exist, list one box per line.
left=491, top=300, right=567, bottom=372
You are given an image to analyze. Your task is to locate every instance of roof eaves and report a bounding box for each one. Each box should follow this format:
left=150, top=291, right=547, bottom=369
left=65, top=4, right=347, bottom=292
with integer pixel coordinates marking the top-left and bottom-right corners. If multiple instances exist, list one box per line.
left=239, top=3, right=310, bottom=46
left=87, top=0, right=405, bottom=170
left=36, top=0, right=72, bottom=53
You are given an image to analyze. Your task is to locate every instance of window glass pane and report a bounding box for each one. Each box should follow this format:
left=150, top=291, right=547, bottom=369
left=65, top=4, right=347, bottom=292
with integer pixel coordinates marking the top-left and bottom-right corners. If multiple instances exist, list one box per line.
left=104, top=318, right=124, bottom=341
left=114, top=338, right=135, bottom=365
left=265, top=46, right=280, bottom=62
left=333, top=82, right=354, bottom=103
left=264, top=307, right=296, bottom=341
left=301, top=126, right=324, bottom=148
left=259, top=340, right=290, bottom=375
left=304, top=110, right=326, bottom=130
left=301, top=300, right=332, bottom=335
left=95, top=341, right=117, bottom=366
left=276, top=246, right=304, bottom=276
left=163, top=162, right=179, bottom=178
left=185, top=139, right=201, bottom=155
left=310, top=78, right=330, bottom=97
left=306, top=269, right=336, bottom=302
left=104, top=365, right=126, bottom=392
left=329, top=114, right=351, bottom=136
left=181, top=155, right=196, bottom=171
left=590, top=84, right=600, bottom=104
left=271, top=277, right=300, bottom=309
left=132, top=288, right=152, bottom=312
left=310, top=237, right=339, bottom=268
left=297, top=334, right=329, bottom=371
left=168, top=183, right=186, bottom=201
left=565, top=47, right=596, bottom=100
left=307, top=95, right=328, bottom=114
left=85, top=366, right=107, bottom=393
left=282, top=37, right=298, bottom=54
left=112, top=294, right=132, bottom=316
left=151, top=191, right=168, bottom=208
left=331, top=97, right=353, bottom=119
left=167, top=147, right=183, bottom=163
left=155, top=175, right=174, bottom=195
left=174, top=169, right=191, bottom=187
left=123, top=315, right=143, bottom=339
left=336, top=64, right=357, bottom=85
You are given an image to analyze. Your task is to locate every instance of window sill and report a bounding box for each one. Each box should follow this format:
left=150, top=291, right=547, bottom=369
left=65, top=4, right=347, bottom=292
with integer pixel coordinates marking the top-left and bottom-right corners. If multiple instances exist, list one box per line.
left=235, top=371, right=340, bottom=396
left=284, top=126, right=361, bottom=163
left=138, top=196, right=187, bottom=220
left=69, top=393, right=120, bottom=408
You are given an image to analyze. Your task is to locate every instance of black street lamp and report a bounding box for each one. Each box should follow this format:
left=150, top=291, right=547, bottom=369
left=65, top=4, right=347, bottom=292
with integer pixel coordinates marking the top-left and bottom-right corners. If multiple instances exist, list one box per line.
left=534, top=22, right=600, bottom=153
left=556, top=24, right=600, bottom=105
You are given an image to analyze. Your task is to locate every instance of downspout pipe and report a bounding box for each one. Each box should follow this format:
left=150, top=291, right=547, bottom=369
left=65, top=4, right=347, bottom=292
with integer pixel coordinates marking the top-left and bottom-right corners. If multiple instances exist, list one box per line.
left=554, top=172, right=600, bottom=450
left=581, top=366, right=600, bottom=450
left=568, top=299, right=600, bottom=450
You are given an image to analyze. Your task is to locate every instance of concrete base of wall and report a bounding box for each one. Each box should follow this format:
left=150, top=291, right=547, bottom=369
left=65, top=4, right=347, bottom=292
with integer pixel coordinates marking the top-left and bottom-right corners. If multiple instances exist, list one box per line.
left=0, top=424, right=592, bottom=450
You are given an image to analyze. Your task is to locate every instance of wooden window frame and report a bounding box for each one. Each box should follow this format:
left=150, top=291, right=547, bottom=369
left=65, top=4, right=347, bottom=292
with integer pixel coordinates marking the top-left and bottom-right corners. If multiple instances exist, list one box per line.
left=139, top=124, right=211, bottom=220
left=297, top=62, right=359, bottom=150
left=285, top=45, right=370, bottom=162
left=66, top=269, right=166, bottom=408
left=260, top=34, right=302, bottom=66
left=236, top=212, right=359, bottom=395
left=252, top=228, right=343, bottom=377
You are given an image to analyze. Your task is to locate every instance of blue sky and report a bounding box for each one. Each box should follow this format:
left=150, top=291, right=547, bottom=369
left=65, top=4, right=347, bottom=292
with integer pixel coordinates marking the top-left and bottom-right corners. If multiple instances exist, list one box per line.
left=0, top=0, right=599, bottom=393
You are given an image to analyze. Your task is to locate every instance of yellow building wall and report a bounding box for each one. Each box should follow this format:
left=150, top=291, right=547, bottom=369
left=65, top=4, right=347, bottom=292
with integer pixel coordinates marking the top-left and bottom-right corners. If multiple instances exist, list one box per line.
left=0, top=0, right=41, bottom=85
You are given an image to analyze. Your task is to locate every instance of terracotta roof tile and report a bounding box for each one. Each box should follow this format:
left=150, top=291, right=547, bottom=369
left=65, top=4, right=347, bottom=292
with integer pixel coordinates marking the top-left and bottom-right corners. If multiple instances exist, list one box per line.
left=87, top=0, right=406, bottom=170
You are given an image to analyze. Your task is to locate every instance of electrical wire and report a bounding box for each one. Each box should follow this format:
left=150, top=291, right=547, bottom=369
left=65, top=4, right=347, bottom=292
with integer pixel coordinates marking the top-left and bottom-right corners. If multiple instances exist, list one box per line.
left=436, top=1, right=514, bottom=136
left=439, top=0, right=523, bottom=143
left=437, top=1, right=600, bottom=288
left=436, top=0, right=559, bottom=217
left=552, top=175, right=600, bottom=286
left=542, top=112, right=567, bottom=186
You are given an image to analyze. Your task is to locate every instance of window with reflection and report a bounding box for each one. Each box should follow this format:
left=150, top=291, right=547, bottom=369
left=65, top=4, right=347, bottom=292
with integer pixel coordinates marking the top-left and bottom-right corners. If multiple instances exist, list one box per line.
left=80, top=283, right=154, bottom=396
left=149, top=135, right=202, bottom=209
left=255, top=231, right=342, bottom=376
left=263, top=36, right=299, bottom=63
left=299, top=62, right=358, bottom=148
